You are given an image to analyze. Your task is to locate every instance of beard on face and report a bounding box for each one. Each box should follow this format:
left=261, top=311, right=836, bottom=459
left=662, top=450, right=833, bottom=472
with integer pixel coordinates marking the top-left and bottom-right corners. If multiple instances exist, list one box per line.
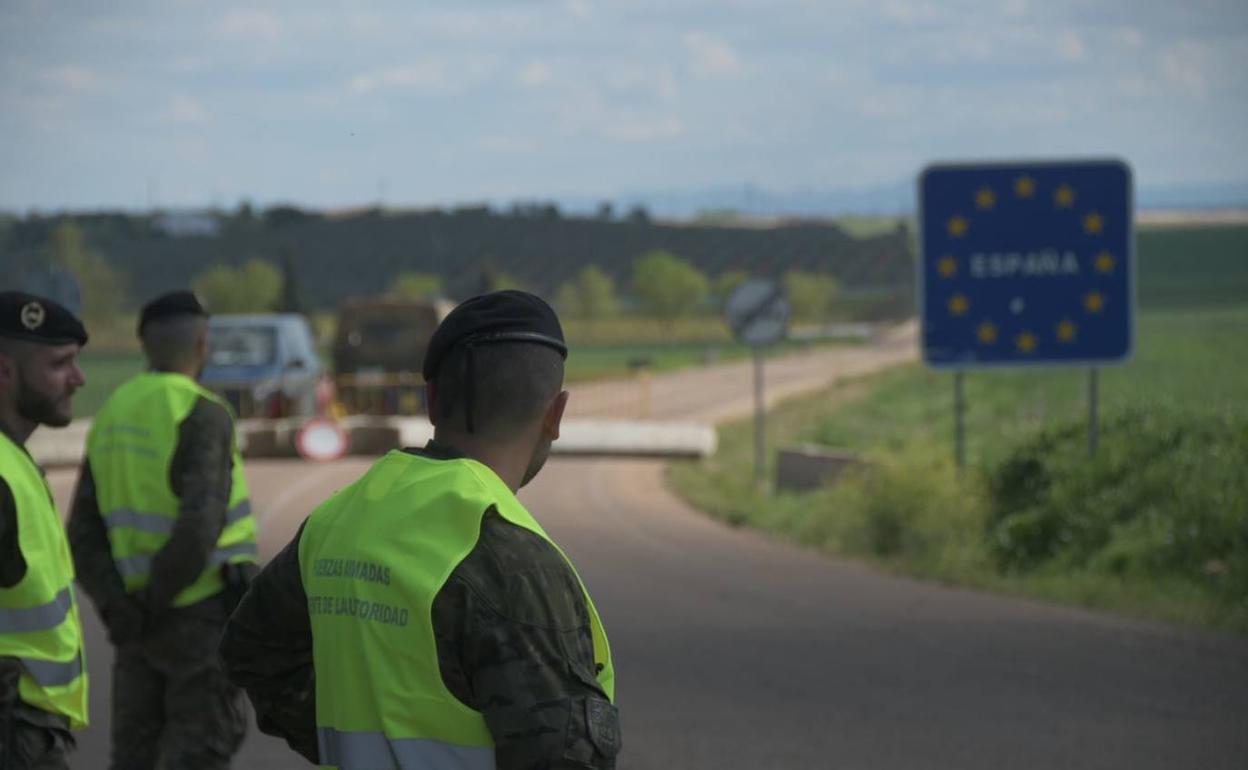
left=16, top=366, right=73, bottom=428
left=519, top=435, right=553, bottom=489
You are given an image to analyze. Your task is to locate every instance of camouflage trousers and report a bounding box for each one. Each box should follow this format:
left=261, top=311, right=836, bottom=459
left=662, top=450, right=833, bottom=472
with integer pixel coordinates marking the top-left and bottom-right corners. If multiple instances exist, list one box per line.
left=110, top=597, right=246, bottom=770
left=3, top=718, right=74, bottom=770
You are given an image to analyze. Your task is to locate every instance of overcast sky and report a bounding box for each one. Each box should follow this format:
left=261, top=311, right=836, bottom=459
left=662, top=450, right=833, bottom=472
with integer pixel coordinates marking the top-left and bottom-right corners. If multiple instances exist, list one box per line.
left=2, top=0, right=1246, bottom=212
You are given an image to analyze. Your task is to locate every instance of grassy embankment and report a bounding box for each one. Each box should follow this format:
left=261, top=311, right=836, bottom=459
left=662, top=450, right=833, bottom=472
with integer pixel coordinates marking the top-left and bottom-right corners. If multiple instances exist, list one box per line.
left=669, top=224, right=1248, bottom=632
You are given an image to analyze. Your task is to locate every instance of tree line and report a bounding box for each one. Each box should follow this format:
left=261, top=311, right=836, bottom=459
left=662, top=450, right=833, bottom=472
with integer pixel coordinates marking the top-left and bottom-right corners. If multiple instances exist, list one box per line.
left=35, top=221, right=844, bottom=330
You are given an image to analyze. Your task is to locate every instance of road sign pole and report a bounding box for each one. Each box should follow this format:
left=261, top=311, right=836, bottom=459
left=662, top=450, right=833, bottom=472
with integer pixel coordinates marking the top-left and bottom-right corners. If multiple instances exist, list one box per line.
left=1088, top=367, right=1099, bottom=457
left=754, top=347, right=766, bottom=484
left=954, top=370, right=966, bottom=469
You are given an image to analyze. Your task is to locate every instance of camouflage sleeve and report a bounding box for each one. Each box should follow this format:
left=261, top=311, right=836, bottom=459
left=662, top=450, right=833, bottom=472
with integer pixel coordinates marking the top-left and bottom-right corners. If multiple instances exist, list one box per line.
left=0, top=654, right=18, bottom=741
left=146, top=396, right=235, bottom=613
left=67, top=461, right=145, bottom=645
left=0, top=477, right=26, bottom=589
left=0, top=481, right=20, bottom=736
left=434, top=510, right=621, bottom=770
left=219, top=521, right=319, bottom=764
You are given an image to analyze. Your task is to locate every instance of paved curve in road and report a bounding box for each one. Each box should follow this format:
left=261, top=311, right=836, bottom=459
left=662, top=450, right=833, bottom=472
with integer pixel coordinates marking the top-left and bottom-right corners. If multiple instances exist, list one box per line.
left=45, top=334, right=1248, bottom=769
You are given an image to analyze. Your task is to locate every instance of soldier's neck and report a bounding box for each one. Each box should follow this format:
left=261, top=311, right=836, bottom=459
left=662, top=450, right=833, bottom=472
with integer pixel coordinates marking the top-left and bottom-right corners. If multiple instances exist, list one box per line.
left=0, top=409, right=34, bottom=446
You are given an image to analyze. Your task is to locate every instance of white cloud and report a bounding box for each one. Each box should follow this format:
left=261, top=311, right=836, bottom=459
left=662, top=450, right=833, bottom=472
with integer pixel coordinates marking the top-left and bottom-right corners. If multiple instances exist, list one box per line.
left=565, top=0, right=592, bottom=20
left=1000, top=0, right=1029, bottom=18
left=218, top=9, right=283, bottom=43
left=684, top=31, right=741, bottom=78
left=480, top=135, right=539, bottom=154
left=1161, top=41, right=1210, bottom=96
left=166, top=95, right=209, bottom=125
left=1056, top=31, right=1088, bottom=63
left=604, top=117, right=684, bottom=143
left=352, top=63, right=448, bottom=93
left=608, top=66, right=679, bottom=103
left=1115, top=27, right=1144, bottom=49
left=993, top=100, right=1068, bottom=125
left=883, top=0, right=940, bottom=24
left=520, top=61, right=552, bottom=88
left=351, top=58, right=498, bottom=94
left=39, top=65, right=101, bottom=92
left=858, top=92, right=912, bottom=118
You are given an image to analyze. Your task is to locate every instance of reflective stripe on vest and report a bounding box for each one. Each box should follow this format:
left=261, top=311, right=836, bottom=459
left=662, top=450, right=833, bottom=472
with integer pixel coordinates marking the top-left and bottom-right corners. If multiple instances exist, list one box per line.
left=103, top=500, right=252, bottom=537
left=0, top=588, right=72, bottom=634
left=87, top=372, right=257, bottom=607
left=114, top=540, right=259, bottom=579
left=22, top=651, right=84, bottom=688
left=318, top=728, right=494, bottom=770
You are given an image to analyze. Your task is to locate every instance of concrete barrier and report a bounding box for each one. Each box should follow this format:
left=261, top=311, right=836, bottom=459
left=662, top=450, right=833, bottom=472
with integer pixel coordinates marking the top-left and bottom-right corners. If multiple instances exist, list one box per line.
left=27, top=415, right=717, bottom=467
left=775, top=444, right=863, bottom=492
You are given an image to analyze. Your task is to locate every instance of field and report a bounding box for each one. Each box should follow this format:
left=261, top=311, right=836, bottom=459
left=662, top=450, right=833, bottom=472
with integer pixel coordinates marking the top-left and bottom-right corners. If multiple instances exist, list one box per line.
left=668, top=224, right=1248, bottom=632
left=70, top=315, right=846, bottom=418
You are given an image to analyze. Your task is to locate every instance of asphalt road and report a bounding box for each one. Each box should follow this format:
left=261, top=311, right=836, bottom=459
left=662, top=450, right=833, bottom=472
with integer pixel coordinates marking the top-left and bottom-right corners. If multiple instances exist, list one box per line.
left=43, top=336, right=1248, bottom=769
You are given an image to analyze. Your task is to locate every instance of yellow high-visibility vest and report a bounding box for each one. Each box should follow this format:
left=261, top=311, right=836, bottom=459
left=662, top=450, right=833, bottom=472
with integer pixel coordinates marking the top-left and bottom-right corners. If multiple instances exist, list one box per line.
left=0, top=432, right=88, bottom=728
left=87, top=372, right=257, bottom=607
left=299, top=451, right=614, bottom=770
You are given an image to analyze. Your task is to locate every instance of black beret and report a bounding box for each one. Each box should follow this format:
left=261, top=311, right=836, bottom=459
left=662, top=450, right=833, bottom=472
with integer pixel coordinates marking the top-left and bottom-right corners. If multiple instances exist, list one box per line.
left=423, top=290, right=567, bottom=380
left=0, top=291, right=88, bottom=347
left=138, top=291, right=208, bottom=335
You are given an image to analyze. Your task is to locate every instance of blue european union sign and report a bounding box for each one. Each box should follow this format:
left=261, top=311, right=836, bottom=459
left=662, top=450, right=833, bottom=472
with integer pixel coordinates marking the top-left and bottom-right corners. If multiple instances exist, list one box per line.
left=919, top=159, right=1133, bottom=369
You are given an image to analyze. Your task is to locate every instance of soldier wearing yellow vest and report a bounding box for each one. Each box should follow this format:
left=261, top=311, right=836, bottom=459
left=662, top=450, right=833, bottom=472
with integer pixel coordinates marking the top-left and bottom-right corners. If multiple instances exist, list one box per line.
left=68, top=291, right=256, bottom=769
left=0, top=291, right=90, bottom=770
left=222, top=290, right=621, bottom=769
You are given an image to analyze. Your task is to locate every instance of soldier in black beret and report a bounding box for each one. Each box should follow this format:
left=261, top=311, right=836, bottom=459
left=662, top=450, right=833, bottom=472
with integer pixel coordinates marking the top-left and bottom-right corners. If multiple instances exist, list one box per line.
left=0, top=291, right=90, bottom=769
left=0, top=291, right=89, bottom=435
left=222, top=290, right=621, bottom=769
left=68, top=289, right=255, bottom=769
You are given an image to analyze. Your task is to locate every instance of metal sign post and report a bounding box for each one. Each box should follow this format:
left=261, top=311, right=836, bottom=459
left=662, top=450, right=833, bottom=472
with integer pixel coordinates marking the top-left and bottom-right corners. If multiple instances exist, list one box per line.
left=918, top=159, right=1134, bottom=466
left=753, top=349, right=766, bottom=482
left=725, top=280, right=792, bottom=485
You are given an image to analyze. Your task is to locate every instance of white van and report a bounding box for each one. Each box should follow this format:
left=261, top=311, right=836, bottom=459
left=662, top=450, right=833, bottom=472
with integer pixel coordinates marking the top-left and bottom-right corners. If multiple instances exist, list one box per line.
left=201, top=314, right=323, bottom=419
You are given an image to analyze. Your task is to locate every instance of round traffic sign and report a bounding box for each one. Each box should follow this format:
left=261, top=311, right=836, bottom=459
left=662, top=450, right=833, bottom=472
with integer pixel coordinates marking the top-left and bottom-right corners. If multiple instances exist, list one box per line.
left=724, top=279, right=791, bottom=346
left=295, top=418, right=350, bottom=462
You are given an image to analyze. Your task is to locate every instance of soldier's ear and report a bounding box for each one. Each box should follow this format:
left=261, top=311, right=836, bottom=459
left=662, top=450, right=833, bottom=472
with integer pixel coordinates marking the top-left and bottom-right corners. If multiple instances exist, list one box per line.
left=0, top=349, right=16, bottom=386
left=543, top=390, right=568, bottom=441
left=425, top=382, right=440, bottom=427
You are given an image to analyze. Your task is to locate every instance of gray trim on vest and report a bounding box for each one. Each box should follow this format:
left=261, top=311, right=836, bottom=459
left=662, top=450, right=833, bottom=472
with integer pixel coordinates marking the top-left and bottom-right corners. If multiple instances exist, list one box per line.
left=115, top=539, right=259, bottom=579
left=103, top=499, right=253, bottom=536
left=21, top=650, right=84, bottom=687
left=0, top=587, right=72, bottom=633
left=318, top=728, right=495, bottom=770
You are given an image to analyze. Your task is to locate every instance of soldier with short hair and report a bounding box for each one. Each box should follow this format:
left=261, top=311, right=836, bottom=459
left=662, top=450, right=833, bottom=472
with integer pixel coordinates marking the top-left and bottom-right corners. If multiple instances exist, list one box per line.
left=68, top=291, right=257, bottom=769
left=0, top=291, right=90, bottom=770
left=221, top=289, right=621, bottom=769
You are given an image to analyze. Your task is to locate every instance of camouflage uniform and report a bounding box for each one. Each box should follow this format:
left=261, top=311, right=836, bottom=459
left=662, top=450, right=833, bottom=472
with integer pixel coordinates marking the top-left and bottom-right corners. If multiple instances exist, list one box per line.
left=68, top=397, right=249, bottom=770
left=221, top=442, right=621, bottom=769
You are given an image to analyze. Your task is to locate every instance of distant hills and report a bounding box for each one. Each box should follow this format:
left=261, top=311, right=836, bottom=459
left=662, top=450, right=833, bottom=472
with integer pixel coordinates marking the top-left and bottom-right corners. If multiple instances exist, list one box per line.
left=580, top=180, right=1248, bottom=219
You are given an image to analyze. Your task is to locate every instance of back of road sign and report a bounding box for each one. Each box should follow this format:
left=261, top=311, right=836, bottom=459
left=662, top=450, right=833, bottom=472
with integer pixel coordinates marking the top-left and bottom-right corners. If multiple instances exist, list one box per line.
left=918, top=159, right=1133, bottom=369
left=725, top=279, right=790, bottom=347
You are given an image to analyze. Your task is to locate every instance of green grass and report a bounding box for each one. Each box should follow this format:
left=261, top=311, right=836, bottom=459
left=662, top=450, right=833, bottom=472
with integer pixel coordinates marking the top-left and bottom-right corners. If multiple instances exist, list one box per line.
left=668, top=306, right=1248, bottom=632
left=565, top=337, right=844, bottom=382
left=73, top=351, right=144, bottom=419
left=71, top=320, right=846, bottom=415
left=802, top=308, right=1247, bottom=465
left=1137, top=225, right=1248, bottom=309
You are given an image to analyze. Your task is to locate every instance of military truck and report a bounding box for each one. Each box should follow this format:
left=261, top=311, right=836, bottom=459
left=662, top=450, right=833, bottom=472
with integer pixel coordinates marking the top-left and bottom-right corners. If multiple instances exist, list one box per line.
left=331, top=296, right=454, bottom=416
